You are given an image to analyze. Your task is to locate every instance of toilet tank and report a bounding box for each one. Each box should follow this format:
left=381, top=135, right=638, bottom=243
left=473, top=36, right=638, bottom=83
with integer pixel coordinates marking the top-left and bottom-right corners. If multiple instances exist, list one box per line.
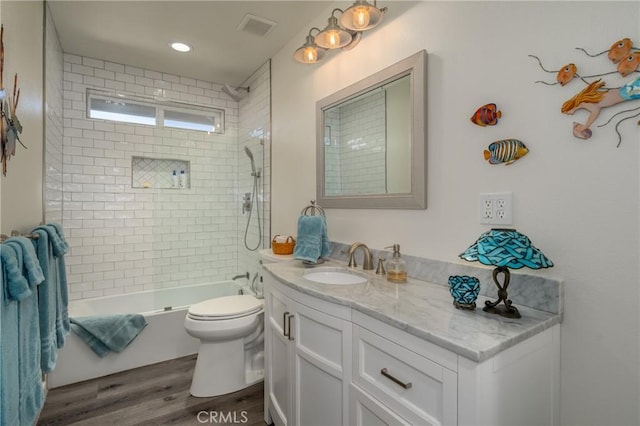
left=259, top=248, right=295, bottom=264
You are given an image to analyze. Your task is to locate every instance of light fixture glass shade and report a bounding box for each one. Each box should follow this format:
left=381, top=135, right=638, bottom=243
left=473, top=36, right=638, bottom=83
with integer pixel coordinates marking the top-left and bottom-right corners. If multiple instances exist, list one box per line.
left=294, top=34, right=327, bottom=64
left=339, top=0, right=385, bottom=31
left=459, top=229, right=553, bottom=270
left=316, top=16, right=352, bottom=49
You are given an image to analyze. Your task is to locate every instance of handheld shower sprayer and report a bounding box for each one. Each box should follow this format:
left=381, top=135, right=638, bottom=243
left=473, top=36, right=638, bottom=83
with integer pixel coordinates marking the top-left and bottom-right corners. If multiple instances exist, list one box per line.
left=244, top=146, right=256, bottom=174
left=242, top=145, right=262, bottom=251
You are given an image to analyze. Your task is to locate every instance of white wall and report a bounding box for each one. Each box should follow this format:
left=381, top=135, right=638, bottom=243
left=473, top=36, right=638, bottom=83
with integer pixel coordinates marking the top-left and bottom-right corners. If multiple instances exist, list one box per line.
left=271, top=2, right=639, bottom=425
left=0, top=1, right=44, bottom=234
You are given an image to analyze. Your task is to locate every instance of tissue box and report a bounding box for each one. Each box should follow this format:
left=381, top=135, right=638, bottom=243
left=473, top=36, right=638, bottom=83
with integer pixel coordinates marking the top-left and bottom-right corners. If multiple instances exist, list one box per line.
left=272, top=235, right=296, bottom=255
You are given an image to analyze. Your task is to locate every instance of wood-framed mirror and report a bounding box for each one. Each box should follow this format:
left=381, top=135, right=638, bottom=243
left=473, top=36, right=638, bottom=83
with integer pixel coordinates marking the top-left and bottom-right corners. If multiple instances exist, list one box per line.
left=316, top=50, right=427, bottom=209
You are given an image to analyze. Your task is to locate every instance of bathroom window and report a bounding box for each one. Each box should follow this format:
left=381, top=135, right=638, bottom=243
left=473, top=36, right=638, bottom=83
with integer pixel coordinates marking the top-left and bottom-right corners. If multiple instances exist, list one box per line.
left=163, top=107, right=222, bottom=133
left=88, top=96, right=156, bottom=126
left=87, top=89, right=224, bottom=133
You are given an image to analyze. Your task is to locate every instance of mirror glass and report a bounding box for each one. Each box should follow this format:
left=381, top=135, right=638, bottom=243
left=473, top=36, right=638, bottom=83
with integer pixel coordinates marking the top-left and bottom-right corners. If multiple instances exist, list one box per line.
left=316, top=50, right=427, bottom=209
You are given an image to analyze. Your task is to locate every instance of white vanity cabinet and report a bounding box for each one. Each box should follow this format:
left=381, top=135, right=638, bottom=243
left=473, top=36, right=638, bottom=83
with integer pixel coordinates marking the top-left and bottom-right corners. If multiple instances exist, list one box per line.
left=263, top=265, right=560, bottom=426
left=351, top=311, right=560, bottom=426
left=264, top=277, right=352, bottom=426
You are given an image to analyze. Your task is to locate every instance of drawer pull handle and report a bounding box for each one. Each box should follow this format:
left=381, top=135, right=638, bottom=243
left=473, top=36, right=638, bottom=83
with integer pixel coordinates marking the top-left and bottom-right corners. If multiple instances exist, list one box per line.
left=283, top=312, right=290, bottom=337
left=380, top=368, right=412, bottom=389
left=287, top=314, right=294, bottom=341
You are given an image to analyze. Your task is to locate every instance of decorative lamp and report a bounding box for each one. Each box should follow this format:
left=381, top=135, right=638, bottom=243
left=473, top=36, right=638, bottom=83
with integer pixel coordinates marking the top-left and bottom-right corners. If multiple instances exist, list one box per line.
left=316, top=9, right=353, bottom=49
left=459, top=228, right=553, bottom=319
left=339, top=0, right=387, bottom=32
left=294, top=28, right=327, bottom=64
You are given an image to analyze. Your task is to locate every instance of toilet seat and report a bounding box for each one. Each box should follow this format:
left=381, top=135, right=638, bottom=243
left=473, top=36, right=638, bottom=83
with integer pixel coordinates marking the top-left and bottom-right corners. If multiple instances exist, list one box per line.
left=188, top=295, right=263, bottom=321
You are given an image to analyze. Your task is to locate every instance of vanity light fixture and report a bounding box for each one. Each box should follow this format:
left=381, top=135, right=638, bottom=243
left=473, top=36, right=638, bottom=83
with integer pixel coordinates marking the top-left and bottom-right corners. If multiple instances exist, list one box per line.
left=339, top=0, right=387, bottom=32
left=459, top=228, right=553, bottom=319
left=293, top=28, right=327, bottom=64
left=170, top=42, right=192, bottom=53
left=294, top=2, right=385, bottom=64
left=316, top=9, right=353, bottom=49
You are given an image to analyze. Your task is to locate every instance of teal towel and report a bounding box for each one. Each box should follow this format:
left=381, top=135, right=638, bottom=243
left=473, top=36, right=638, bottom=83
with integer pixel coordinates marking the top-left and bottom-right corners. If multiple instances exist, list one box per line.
left=293, top=215, right=332, bottom=264
left=70, top=315, right=148, bottom=358
left=0, top=243, right=31, bottom=301
left=45, top=222, right=69, bottom=255
left=34, top=225, right=70, bottom=345
left=4, top=237, right=44, bottom=288
left=2, top=240, right=44, bottom=426
left=31, top=229, right=60, bottom=372
left=1, top=246, right=22, bottom=426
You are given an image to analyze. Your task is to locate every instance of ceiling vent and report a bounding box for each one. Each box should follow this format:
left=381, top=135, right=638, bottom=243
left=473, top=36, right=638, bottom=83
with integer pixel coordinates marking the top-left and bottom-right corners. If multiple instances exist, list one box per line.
left=237, top=13, right=277, bottom=38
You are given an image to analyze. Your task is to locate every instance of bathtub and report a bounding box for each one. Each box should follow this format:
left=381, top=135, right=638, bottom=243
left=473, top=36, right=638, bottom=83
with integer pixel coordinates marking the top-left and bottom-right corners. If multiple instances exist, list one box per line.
left=47, top=281, right=247, bottom=388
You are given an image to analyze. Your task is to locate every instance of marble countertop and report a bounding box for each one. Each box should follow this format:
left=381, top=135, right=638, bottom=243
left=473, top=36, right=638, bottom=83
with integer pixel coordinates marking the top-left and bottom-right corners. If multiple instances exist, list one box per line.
left=263, top=259, right=561, bottom=363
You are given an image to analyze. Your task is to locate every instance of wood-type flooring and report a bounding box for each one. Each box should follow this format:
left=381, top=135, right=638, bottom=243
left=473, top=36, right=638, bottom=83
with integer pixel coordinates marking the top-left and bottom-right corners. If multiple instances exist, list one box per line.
left=37, top=354, right=266, bottom=426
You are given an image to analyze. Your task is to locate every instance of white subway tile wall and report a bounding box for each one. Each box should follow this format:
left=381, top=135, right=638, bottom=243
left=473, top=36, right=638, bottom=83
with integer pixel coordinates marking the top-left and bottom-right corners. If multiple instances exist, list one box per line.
left=45, top=6, right=64, bottom=225
left=237, top=61, right=271, bottom=286
left=59, top=53, right=256, bottom=300
left=325, top=91, right=386, bottom=195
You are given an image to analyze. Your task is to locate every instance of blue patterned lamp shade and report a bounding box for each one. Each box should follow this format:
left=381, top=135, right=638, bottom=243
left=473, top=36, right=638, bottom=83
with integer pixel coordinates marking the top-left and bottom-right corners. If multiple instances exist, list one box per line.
left=459, top=229, right=553, bottom=318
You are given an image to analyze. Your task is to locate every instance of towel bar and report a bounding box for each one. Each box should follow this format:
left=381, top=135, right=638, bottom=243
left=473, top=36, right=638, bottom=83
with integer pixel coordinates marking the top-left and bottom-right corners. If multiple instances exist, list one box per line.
left=0, top=231, right=40, bottom=242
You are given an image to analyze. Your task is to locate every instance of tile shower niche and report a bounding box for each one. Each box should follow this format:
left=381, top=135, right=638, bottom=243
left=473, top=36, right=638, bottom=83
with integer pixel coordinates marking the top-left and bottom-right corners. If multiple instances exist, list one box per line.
left=132, top=156, right=190, bottom=189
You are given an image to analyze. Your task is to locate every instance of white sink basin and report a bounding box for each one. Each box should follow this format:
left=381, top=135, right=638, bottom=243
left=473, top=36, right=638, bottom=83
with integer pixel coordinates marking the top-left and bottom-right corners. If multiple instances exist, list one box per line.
left=303, top=268, right=367, bottom=285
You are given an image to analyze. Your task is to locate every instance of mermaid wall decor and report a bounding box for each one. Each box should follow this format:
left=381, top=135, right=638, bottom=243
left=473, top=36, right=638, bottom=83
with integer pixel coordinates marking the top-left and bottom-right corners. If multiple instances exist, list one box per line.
left=530, top=37, right=640, bottom=147
left=0, top=25, right=25, bottom=176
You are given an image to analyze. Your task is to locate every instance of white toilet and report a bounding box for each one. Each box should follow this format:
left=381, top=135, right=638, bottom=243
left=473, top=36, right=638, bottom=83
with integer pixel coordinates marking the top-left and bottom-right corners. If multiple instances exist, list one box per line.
left=184, top=294, right=264, bottom=397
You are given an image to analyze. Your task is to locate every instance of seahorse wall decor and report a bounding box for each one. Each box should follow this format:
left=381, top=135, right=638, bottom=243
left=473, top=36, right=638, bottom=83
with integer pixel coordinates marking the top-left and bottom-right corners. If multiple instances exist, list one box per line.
left=530, top=37, right=640, bottom=147
left=0, top=24, right=25, bottom=177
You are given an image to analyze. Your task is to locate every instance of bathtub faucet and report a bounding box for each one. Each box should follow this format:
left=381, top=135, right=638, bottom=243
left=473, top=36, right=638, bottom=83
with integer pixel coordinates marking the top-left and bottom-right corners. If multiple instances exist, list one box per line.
left=232, top=272, right=250, bottom=281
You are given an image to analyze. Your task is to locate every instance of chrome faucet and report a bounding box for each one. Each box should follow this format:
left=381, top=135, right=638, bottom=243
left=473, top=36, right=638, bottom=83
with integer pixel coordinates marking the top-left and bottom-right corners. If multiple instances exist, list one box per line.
left=347, top=242, right=374, bottom=270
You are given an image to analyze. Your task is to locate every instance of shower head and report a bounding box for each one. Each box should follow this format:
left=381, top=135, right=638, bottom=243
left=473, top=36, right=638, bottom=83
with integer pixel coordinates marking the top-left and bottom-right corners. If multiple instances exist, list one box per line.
left=222, top=84, right=250, bottom=101
left=244, top=146, right=256, bottom=173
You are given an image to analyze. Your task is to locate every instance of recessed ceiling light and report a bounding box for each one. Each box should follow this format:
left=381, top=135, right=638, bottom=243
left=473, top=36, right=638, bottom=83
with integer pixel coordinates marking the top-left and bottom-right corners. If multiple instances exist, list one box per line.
left=170, top=42, right=192, bottom=53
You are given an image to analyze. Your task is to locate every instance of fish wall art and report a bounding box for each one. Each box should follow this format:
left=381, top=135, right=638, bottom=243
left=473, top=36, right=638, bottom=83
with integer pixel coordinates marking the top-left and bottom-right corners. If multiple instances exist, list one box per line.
left=470, top=103, right=501, bottom=126
left=530, top=37, right=640, bottom=147
left=484, top=139, right=529, bottom=165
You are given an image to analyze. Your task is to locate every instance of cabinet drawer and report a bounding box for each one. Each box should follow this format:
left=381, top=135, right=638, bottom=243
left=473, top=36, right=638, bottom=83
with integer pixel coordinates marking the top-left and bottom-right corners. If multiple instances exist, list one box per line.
left=350, top=384, right=411, bottom=426
left=353, top=325, right=457, bottom=426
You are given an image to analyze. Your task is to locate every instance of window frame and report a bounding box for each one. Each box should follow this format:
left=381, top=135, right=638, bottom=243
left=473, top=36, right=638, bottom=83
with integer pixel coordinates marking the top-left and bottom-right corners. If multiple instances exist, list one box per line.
left=86, top=89, right=225, bottom=134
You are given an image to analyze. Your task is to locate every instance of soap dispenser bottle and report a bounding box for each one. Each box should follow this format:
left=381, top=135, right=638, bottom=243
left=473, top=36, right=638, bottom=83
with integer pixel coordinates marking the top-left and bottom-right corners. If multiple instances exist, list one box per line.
left=385, top=244, right=407, bottom=283
left=171, top=170, right=178, bottom=188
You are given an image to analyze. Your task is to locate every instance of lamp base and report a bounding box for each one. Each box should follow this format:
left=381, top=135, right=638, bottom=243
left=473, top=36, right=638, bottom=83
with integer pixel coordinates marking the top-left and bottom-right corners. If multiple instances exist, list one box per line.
left=483, top=266, right=522, bottom=319
left=483, top=300, right=521, bottom=319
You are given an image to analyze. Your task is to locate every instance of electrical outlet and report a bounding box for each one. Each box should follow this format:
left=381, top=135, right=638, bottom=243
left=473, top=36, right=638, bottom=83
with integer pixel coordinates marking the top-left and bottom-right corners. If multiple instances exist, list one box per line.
left=479, top=192, right=513, bottom=225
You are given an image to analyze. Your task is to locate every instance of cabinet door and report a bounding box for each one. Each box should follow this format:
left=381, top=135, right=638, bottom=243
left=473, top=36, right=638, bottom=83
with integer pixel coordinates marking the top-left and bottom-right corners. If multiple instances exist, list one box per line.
left=292, top=300, right=351, bottom=426
left=265, top=287, right=294, bottom=426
